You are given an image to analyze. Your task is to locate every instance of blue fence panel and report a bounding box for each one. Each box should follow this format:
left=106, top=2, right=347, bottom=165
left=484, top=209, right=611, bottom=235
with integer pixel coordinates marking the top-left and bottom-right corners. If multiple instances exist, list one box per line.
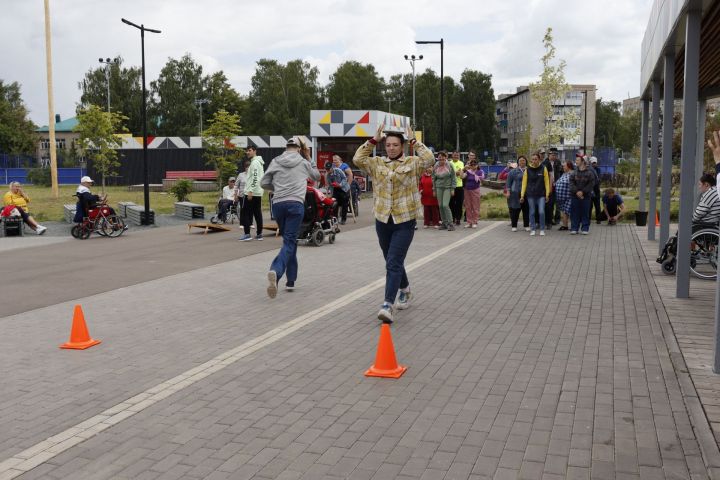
left=57, top=168, right=86, bottom=184
left=1, top=168, right=86, bottom=185
left=0, top=169, right=27, bottom=184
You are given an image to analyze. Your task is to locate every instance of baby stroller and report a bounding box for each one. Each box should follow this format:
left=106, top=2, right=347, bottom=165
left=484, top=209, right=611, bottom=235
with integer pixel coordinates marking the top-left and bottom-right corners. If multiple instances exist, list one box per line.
left=657, top=223, right=719, bottom=279
left=297, top=183, right=340, bottom=246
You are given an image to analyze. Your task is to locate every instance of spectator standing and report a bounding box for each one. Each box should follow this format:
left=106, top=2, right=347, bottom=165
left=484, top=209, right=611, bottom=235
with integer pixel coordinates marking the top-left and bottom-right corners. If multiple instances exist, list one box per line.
left=550, top=148, right=563, bottom=223
left=325, top=161, right=350, bottom=224
left=520, top=153, right=550, bottom=236
left=506, top=157, right=528, bottom=232
left=240, top=146, right=265, bottom=241
left=569, top=155, right=597, bottom=235
left=333, top=154, right=354, bottom=185
left=2, top=182, right=47, bottom=234
left=261, top=137, right=319, bottom=297
left=589, top=156, right=602, bottom=223
left=602, top=188, right=625, bottom=225
left=554, top=160, right=574, bottom=231
left=540, top=148, right=556, bottom=230
left=461, top=158, right=484, bottom=228
left=432, top=151, right=456, bottom=231
left=353, top=124, right=434, bottom=324
left=419, top=166, right=440, bottom=228
left=448, top=151, right=465, bottom=225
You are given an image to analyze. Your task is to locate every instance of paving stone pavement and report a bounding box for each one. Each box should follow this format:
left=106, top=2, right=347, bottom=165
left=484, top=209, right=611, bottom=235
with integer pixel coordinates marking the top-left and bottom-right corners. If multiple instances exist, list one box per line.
left=0, top=223, right=717, bottom=479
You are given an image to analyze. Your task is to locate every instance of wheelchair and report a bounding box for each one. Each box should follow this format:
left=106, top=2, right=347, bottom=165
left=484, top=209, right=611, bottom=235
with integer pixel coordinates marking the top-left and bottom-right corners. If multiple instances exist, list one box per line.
left=71, top=201, right=126, bottom=240
left=657, top=223, right=719, bottom=280
left=210, top=199, right=239, bottom=225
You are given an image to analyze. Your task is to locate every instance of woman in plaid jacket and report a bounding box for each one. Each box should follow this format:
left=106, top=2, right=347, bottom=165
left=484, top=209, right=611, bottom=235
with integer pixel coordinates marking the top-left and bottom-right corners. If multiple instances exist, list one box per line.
left=554, top=160, right=575, bottom=231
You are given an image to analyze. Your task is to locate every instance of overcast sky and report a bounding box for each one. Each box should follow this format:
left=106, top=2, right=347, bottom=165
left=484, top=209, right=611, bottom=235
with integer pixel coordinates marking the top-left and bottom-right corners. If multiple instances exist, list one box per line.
left=2, top=0, right=652, bottom=127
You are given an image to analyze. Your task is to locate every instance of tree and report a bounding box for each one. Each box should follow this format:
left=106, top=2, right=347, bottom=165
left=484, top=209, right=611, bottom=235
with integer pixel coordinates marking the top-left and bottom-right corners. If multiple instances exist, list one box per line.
left=0, top=80, right=37, bottom=155
left=77, top=57, right=144, bottom=135
left=616, top=109, right=642, bottom=158
left=455, top=69, right=497, bottom=155
left=326, top=61, right=385, bottom=110
left=149, top=54, right=204, bottom=136
left=245, top=59, right=323, bottom=135
left=529, top=27, right=580, bottom=150
left=414, top=69, right=441, bottom=148
left=202, top=109, right=242, bottom=185
left=74, top=105, right=128, bottom=192
left=203, top=71, right=246, bottom=125
left=594, top=99, right=622, bottom=147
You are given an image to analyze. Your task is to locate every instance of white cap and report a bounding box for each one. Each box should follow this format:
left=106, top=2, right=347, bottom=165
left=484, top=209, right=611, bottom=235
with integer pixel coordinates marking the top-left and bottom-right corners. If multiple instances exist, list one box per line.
left=80, top=176, right=94, bottom=183
left=589, top=156, right=598, bottom=164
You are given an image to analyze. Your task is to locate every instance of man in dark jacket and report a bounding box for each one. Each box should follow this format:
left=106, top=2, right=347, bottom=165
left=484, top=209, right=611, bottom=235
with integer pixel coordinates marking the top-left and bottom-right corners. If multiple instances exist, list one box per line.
left=589, top=156, right=602, bottom=224
left=550, top=148, right=563, bottom=224
left=569, top=155, right=597, bottom=235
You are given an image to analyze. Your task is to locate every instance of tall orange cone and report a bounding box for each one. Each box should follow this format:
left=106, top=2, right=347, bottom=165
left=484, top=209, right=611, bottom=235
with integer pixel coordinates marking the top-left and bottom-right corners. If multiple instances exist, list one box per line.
left=60, top=305, right=101, bottom=350
left=365, top=324, right=407, bottom=378
left=656, top=211, right=660, bottom=226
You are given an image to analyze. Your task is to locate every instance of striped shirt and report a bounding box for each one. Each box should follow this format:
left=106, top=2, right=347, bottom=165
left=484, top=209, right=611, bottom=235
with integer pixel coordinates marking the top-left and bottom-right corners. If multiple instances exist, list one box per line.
left=693, top=186, right=720, bottom=224
left=353, top=140, right=435, bottom=224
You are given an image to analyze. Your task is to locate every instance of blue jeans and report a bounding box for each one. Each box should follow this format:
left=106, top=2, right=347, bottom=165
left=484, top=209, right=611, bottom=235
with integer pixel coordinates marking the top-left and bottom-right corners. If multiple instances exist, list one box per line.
left=270, top=201, right=305, bottom=284
left=526, top=196, right=545, bottom=231
left=376, top=217, right=415, bottom=304
left=570, top=196, right=591, bottom=232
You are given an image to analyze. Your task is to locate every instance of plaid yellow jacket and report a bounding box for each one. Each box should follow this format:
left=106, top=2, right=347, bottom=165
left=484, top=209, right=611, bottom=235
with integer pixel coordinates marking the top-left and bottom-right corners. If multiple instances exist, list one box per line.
left=353, top=140, right=435, bottom=224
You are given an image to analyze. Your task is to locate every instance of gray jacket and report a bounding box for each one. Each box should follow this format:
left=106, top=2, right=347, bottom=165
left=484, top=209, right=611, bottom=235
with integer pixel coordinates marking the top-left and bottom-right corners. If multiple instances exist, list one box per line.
left=569, top=167, right=596, bottom=196
left=505, top=167, right=524, bottom=209
left=261, top=151, right=320, bottom=204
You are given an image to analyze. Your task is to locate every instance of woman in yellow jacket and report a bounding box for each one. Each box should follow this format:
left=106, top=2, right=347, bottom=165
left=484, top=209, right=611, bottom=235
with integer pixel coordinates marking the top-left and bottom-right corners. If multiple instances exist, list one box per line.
left=3, top=182, right=47, bottom=234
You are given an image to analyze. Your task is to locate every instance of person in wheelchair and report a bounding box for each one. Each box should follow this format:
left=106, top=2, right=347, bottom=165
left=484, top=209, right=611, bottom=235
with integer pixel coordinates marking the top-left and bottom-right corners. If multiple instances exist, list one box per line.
left=324, top=161, right=350, bottom=224
left=692, top=173, right=720, bottom=231
left=216, top=177, right=236, bottom=224
left=73, top=176, right=121, bottom=224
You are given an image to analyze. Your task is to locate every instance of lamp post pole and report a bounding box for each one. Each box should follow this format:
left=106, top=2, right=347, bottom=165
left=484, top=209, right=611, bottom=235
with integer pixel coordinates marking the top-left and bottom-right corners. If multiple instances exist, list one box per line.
left=416, top=39, right=444, bottom=148
left=122, top=18, right=160, bottom=225
left=404, top=54, right=423, bottom=128
left=195, top=98, right=208, bottom=136
left=98, top=57, right=118, bottom=113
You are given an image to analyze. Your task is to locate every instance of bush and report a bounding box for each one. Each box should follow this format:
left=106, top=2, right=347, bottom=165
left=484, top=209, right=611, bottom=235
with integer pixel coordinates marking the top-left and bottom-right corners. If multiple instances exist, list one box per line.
left=169, top=178, right=193, bottom=202
left=26, top=168, right=51, bottom=187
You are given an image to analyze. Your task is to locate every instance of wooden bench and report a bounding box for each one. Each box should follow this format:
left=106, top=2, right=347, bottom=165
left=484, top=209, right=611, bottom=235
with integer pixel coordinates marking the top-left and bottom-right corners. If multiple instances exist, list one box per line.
left=174, top=201, right=205, bottom=220
left=165, top=171, right=218, bottom=181
left=63, top=204, right=77, bottom=223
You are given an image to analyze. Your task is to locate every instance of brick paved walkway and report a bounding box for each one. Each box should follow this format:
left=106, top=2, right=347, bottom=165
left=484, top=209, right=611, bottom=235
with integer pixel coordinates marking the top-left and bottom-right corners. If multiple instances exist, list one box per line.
left=0, top=223, right=718, bottom=479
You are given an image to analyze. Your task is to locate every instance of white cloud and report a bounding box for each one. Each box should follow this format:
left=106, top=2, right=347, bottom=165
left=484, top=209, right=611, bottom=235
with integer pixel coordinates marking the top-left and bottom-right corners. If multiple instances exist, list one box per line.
left=0, top=0, right=653, bottom=126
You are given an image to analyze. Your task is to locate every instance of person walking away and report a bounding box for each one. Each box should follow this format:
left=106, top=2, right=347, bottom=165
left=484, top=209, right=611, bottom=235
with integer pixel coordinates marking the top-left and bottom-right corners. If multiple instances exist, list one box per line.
left=432, top=151, right=456, bottom=231
left=419, top=166, right=440, bottom=228
left=589, top=156, right=602, bottom=223
left=554, top=160, right=574, bottom=230
left=448, top=151, right=465, bottom=225
left=569, top=155, right=597, bottom=235
left=325, top=161, right=350, bottom=224
left=353, top=124, right=434, bottom=324
left=261, top=137, right=319, bottom=297
left=3, top=182, right=47, bottom=234
left=461, top=158, right=484, bottom=228
left=520, top=153, right=550, bottom=236
left=505, top=157, right=527, bottom=231
left=240, top=145, right=264, bottom=241
left=602, top=188, right=625, bottom=225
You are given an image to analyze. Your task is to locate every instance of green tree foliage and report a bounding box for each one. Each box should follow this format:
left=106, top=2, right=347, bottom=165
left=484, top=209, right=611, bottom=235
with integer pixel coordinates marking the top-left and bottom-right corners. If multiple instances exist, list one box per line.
left=384, top=73, right=411, bottom=117
left=455, top=69, right=497, bottom=155
left=594, top=99, right=622, bottom=147
left=203, top=71, right=247, bottom=126
left=616, top=109, right=641, bottom=158
left=77, top=57, right=144, bottom=135
left=245, top=59, right=323, bottom=135
left=326, top=61, right=385, bottom=110
left=529, top=28, right=580, bottom=150
left=0, top=80, right=37, bottom=155
left=414, top=69, right=441, bottom=147
left=74, top=105, right=128, bottom=192
left=149, top=54, right=204, bottom=136
left=202, top=109, right=243, bottom=185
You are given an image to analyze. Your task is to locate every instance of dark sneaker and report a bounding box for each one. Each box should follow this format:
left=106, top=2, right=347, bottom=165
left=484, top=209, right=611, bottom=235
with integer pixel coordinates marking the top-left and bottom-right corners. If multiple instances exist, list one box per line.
left=438, top=224, right=447, bottom=230
left=286, top=282, right=295, bottom=292
left=239, top=234, right=252, bottom=241
left=378, top=303, right=393, bottom=324
left=255, top=234, right=263, bottom=241
left=447, top=224, right=455, bottom=231
left=396, top=289, right=412, bottom=310
left=267, top=271, right=278, bottom=298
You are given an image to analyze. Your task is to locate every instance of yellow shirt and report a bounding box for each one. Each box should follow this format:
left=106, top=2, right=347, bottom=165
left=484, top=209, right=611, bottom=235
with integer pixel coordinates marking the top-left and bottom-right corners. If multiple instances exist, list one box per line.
left=3, top=191, right=30, bottom=212
left=449, top=159, right=464, bottom=187
left=353, top=141, right=435, bottom=224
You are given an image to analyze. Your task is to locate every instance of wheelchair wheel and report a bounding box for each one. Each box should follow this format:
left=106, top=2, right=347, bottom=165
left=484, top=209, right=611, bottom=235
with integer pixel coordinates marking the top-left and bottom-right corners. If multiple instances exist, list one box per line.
left=689, top=228, right=718, bottom=280
left=328, top=233, right=336, bottom=244
left=661, top=258, right=676, bottom=275
left=101, top=215, right=126, bottom=237
left=73, top=223, right=91, bottom=240
left=311, top=228, right=324, bottom=246
left=71, top=224, right=82, bottom=239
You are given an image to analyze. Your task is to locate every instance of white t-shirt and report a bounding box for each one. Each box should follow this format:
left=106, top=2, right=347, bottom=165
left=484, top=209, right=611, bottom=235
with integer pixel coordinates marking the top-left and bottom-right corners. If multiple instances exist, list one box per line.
left=222, top=185, right=235, bottom=200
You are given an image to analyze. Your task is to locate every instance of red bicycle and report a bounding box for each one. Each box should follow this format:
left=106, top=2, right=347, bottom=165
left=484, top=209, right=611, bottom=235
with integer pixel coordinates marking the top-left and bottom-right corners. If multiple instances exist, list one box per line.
left=71, top=201, right=126, bottom=240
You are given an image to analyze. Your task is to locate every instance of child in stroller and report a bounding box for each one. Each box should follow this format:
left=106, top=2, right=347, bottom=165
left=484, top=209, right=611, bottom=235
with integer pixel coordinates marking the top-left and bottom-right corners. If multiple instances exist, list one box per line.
left=296, top=180, right=340, bottom=246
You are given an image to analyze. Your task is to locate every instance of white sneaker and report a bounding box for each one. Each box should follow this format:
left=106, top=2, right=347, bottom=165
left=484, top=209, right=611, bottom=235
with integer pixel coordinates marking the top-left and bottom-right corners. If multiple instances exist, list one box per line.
left=581, top=231, right=589, bottom=235
left=570, top=231, right=578, bottom=235
left=266, top=271, right=277, bottom=298
left=530, top=230, right=536, bottom=236
left=395, top=289, right=412, bottom=310
left=511, top=227, right=517, bottom=232
left=524, top=227, right=531, bottom=232
left=464, top=223, right=471, bottom=228
left=539, top=231, right=545, bottom=236
left=472, top=224, right=478, bottom=228
left=36, top=225, right=47, bottom=235
left=378, top=303, right=393, bottom=324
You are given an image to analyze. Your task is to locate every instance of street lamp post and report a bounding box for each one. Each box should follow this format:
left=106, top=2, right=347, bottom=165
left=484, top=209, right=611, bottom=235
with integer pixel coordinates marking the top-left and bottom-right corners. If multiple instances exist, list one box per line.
left=98, top=57, right=118, bottom=113
left=403, top=54, right=423, bottom=128
left=416, top=39, right=444, bottom=148
left=122, top=18, right=160, bottom=225
left=195, top=98, right=209, bottom=136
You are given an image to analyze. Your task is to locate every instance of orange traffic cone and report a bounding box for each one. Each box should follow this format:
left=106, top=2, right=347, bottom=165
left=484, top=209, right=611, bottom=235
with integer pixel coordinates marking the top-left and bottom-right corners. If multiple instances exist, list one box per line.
left=60, top=305, right=101, bottom=350
left=655, top=211, right=660, bottom=226
left=365, top=324, right=407, bottom=378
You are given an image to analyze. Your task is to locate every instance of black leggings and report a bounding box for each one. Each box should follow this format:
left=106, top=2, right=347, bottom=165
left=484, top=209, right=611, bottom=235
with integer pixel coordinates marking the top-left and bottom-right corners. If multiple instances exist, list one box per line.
left=509, top=202, right=529, bottom=228
left=242, top=195, right=263, bottom=235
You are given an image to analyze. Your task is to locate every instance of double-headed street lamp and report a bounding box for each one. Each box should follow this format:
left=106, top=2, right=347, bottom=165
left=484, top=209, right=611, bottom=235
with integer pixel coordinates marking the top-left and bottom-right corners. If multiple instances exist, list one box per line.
left=122, top=18, right=161, bottom=225
left=416, top=39, right=444, bottom=148
left=403, top=54, right=423, bottom=128
left=98, top=57, right=118, bottom=113
left=195, top=98, right=209, bottom=136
